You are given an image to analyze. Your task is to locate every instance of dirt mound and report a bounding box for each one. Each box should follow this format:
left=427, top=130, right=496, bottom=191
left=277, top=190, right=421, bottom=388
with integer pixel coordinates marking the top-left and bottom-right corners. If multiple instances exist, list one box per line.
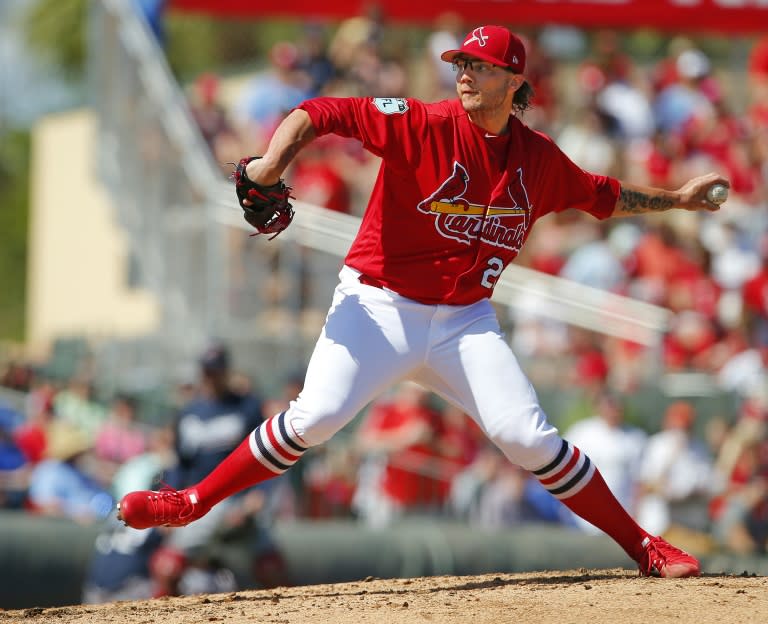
left=1, top=568, right=766, bottom=624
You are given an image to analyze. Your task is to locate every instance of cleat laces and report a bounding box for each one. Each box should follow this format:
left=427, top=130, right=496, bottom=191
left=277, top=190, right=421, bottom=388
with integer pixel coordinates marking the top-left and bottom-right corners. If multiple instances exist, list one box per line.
left=146, top=487, right=197, bottom=526
left=637, top=536, right=699, bottom=578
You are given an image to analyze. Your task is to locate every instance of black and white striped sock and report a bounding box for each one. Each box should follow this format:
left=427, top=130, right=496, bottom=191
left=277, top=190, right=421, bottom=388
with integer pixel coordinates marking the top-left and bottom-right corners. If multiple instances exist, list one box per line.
left=248, top=411, right=308, bottom=474
left=531, top=439, right=596, bottom=500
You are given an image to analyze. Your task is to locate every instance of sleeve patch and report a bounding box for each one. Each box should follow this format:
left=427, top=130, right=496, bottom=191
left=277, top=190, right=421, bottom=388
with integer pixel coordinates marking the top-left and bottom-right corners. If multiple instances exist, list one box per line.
left=372, top=98, right=409, bottom=115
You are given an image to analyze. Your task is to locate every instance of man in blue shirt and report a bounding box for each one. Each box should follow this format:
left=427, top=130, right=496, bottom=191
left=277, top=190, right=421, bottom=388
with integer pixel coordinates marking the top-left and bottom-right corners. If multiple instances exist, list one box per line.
left=163, top=345, right=264, bottom=558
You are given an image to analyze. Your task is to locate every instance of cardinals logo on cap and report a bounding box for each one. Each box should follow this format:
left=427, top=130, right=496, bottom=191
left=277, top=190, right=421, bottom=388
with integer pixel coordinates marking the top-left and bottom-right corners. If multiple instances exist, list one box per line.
left=440, top=25, right=526, bottom=73
left=464, top=27, right=489, bottom=47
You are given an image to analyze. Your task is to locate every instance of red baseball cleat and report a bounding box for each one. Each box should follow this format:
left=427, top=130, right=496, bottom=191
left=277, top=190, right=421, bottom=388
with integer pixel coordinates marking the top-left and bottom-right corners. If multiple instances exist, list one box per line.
left=637, top=536, right=701, bottom=578
left=117, top=487, right=208, bottom=529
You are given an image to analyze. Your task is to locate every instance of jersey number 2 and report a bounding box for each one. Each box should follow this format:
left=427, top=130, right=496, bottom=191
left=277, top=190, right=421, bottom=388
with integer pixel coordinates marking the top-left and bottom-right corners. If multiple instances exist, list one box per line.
left=481, top=257, right=505, bottom=289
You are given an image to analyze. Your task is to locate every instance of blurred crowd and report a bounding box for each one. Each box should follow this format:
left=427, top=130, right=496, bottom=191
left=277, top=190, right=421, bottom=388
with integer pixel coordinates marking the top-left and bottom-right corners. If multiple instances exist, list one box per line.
left=186, top=12, right=768, bottom=396
left=2, top=5, right=768, bottom=604
left=2, top=341, right=768, bottom=600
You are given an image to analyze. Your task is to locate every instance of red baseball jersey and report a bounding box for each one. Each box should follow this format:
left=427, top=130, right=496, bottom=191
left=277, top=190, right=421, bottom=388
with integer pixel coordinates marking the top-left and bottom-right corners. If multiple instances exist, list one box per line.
left=298, top=97, right=620, bottom=305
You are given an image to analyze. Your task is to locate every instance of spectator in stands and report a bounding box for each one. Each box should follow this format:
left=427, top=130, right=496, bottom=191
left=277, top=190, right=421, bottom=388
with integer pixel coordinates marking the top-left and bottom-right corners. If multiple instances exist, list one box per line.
left=188, top=72, right=241, bottom=164
left=664, top=239, right=720, bottom=319
left=742, top=234, right=768, bottom=348
left=439, top=403, right=484, bottom=471
left=23, top=375, right=57, bottom=428
left=594, top=69, right=656, bottom=143
left=302, top=443, right=357, bottom=519
left=625, top=221, right=691, bottom=306
left=649, top=36, right=696, bottom=96
left=602, top=335, right=654, bottom=395
left=747, top=38, right=768, bottom=216
left=82, top=518, right=165, bottom=603
left=0, top=360, right=33, bottom=392
left=565, top=390, right=647, bottom=532
left=747, top=35, right=768, bottom=130
left=324, top=4, right=408, bottom=99
left=297, top=23, right=337, bottom=97
left=27, top=422, right=114, bottom=523
left=111, top=425, right=175, bottom=502
left=450, top=443, right=573, bottom=529
left=365, top=401, right=481, bottom=523
left=574, top=31, right=653, bottom=143
left=160, top=344, right=288, bottom=589
left=637, top=129, right=682, bottom=188
left=85, top=510, right=238, bottom=602
left=94, top=394, right=147, bottom=481
left=162, top=344, right=264, bottom=554
left=345, top=41, right=408, bottom=99
left=559, top=221, right=627, bottom=291
left=561, top=329, right=611, bottom=414
left=710, top=396, right=768, bottom=554
left=635, top=401, right=720, bottom=550
left=290, top=137, right=352, bottom=214
left=579, top=30, right=633, bottom=96
left=352, top=382, right=455, bottom=527
left=556, top=105, right=621, bottom=177
left=653, top=48, right=716, bottom=134
left=708, top=221, right=761, bottom=294
left=717, top=339, right=768, bottom=400
left=327, top=2, right=385, bottom=79
left=663, top=310, right=719, bottom=372
left=516, top=30, right=558, bottom=132
left=0, top=400, right=24, bottom=442
left=260, top=372, right=304, bottom=424
left=13, top=384, right=56, bottom=466
left=0, top=401, right=28, bottom=508
left=237, top=42, right=313, bottom=151
left=86, top=448, right=237, bottom=602
left=54, top=377, right=108, bottom=442
left=423, top=12, right=465, bottom=100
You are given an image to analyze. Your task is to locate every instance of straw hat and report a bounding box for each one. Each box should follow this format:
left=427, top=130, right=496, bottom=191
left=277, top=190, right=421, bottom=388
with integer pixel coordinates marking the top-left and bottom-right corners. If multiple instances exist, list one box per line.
left=44, top=422, right=93, bottom=461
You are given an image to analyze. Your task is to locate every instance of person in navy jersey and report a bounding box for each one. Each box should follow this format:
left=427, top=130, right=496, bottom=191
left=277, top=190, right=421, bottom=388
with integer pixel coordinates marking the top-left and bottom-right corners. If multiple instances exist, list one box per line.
left=166, top=345, right=263, bottom=490
left=161, top=344, right=264, bottom=560
left=82, top=520, right=164, bottom=603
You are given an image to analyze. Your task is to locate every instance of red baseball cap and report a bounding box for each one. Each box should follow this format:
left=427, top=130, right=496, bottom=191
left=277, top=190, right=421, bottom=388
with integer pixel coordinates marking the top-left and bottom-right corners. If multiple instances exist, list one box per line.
left=441, top=25, right=526, bottom=73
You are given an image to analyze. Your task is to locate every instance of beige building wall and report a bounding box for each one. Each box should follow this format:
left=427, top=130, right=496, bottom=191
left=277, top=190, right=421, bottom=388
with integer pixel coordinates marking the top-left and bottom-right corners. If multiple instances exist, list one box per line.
left=26, top=109, right=159, bottom=349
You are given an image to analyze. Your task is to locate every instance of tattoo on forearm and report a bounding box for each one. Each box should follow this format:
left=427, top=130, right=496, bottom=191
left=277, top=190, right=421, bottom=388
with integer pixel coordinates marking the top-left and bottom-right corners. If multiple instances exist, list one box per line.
left=619, top=188, right=675, bottom=213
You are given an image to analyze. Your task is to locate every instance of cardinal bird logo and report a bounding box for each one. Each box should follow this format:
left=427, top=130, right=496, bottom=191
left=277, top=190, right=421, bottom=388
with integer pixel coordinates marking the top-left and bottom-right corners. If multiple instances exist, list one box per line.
left=505, top=167, right=531, bottom=215
left=418, top=163, right=532, bottom=250
left=418, top=161, right=471, bottom=212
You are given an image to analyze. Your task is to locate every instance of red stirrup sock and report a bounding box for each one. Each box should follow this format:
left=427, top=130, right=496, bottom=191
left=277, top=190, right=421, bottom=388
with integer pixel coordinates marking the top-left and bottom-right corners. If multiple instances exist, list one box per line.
left=531, top=439, right=649, bottom=560
left=195, top=411, right=309, bottom=508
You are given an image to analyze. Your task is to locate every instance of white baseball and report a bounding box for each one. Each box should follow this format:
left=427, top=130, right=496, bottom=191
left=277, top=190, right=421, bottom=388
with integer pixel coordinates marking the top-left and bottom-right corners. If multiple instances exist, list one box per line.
left=707, top=184, right=728, bottom=204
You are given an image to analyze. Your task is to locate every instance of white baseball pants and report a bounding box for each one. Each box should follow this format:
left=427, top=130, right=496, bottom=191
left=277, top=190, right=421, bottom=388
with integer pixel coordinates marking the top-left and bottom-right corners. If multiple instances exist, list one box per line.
left=284, top=265, right=563, bottom=470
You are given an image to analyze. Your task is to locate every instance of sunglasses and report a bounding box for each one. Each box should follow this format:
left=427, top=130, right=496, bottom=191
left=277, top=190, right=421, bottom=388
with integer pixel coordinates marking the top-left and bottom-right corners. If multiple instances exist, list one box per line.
left=451, top=58, right=514, bottom=75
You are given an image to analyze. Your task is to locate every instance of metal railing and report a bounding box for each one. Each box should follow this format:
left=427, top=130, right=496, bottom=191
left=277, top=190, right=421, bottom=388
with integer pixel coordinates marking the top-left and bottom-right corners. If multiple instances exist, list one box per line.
left=211, top=190, right=671, bottom=346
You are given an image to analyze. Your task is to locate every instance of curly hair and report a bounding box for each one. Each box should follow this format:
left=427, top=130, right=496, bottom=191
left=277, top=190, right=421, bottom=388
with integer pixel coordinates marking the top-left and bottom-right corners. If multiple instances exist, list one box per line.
left=513, top=80, right=535, bottom=115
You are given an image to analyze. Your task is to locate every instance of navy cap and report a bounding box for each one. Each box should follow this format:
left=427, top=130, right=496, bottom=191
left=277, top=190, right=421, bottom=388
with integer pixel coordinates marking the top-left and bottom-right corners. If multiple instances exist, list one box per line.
left=199, top=344, right=230, bottom=372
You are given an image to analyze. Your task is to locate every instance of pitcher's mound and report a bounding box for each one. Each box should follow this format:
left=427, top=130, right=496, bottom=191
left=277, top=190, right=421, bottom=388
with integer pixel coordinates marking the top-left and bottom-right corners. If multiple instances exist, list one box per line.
left=3, top=568, right=766, bottom=624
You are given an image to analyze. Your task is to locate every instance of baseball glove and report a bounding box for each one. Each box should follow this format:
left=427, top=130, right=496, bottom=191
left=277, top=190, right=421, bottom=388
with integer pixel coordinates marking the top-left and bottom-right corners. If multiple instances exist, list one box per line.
left=231, top=156, right=294, bottom=239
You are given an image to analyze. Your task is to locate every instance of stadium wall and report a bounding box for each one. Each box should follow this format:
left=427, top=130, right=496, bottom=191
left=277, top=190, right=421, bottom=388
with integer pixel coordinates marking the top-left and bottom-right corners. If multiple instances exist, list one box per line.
left=1, top=512, right=767, bottom=610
